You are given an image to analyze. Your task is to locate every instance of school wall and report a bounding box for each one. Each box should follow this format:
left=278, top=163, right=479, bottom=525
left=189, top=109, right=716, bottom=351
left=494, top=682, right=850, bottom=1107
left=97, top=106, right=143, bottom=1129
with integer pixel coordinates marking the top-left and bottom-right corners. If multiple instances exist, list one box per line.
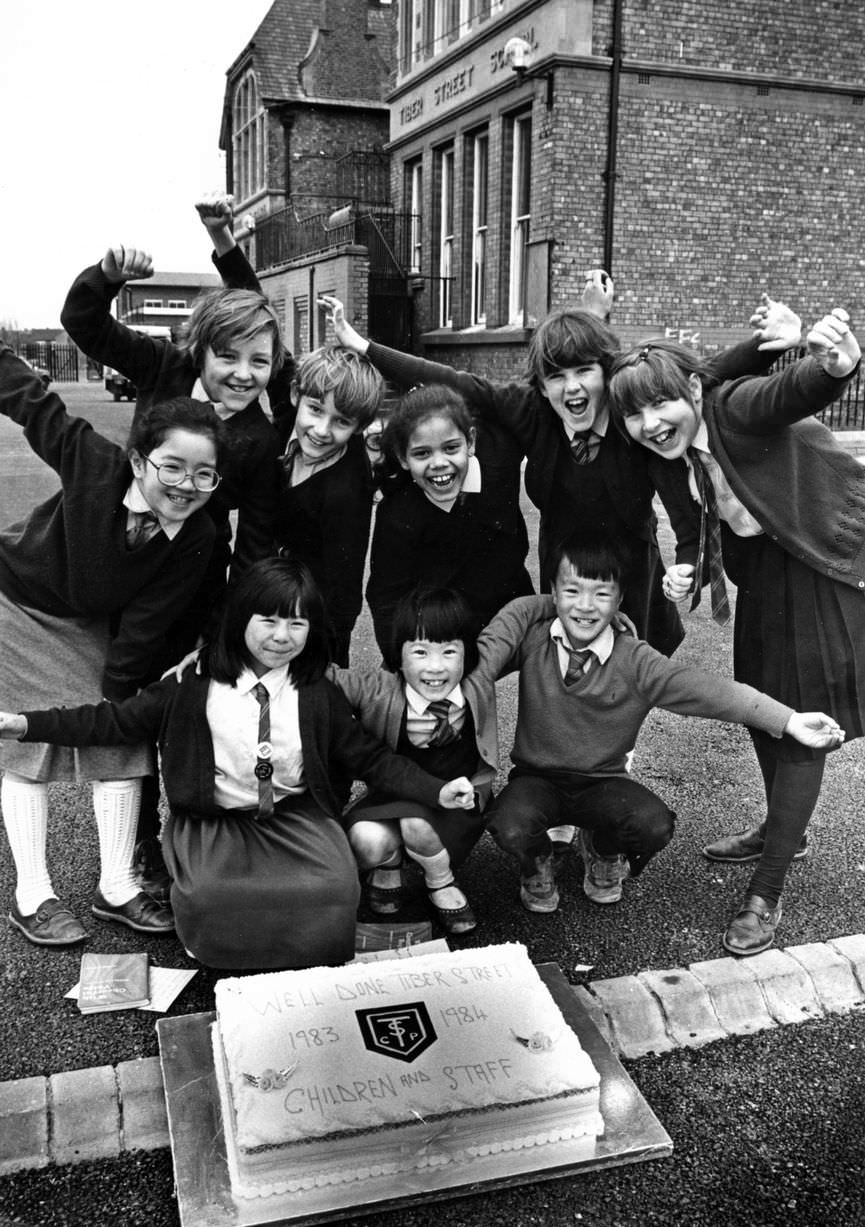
left=259, top=249, right=372, bottom=358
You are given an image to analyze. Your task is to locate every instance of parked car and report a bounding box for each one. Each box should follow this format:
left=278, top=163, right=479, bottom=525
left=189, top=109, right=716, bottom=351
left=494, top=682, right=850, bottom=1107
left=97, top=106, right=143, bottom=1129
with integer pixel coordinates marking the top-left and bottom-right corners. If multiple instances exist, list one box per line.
left=104, top=324, right=172, bottom=400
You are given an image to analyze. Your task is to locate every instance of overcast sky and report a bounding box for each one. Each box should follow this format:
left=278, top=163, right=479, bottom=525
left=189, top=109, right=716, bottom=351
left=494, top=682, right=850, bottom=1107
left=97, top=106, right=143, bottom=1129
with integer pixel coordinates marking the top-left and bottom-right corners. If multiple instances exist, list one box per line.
left=1, top=0, right=274, bottom=328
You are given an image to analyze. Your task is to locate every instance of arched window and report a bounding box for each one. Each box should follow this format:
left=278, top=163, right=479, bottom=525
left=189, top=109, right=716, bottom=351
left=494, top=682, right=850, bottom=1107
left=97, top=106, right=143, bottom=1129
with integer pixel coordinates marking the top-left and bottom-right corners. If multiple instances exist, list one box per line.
left=232, top=72, right=266, bottom=202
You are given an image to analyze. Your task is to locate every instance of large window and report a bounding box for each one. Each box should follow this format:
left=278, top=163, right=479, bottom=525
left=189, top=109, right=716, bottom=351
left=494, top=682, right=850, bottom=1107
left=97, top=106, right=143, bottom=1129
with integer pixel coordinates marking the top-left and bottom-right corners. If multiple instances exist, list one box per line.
left=232, top=71, right=266, bottom=203
left=407, top=160, right=424, bottom=273
left=468, top=131, right=488, bottom=325
left=508, top=113, right=532, bottom=326
left=437, top=147, right=455, bottom=328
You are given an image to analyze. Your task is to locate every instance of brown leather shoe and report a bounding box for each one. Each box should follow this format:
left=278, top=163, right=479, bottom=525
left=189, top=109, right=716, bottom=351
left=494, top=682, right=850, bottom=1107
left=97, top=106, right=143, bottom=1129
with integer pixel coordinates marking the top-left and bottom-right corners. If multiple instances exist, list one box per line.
left=9, top=897, right=87, bottom=947
left=91, top=890, right=174, bottom=934
left=703, top=824, right=808, bottom=863
left=722, top=894, right=782, bottom=956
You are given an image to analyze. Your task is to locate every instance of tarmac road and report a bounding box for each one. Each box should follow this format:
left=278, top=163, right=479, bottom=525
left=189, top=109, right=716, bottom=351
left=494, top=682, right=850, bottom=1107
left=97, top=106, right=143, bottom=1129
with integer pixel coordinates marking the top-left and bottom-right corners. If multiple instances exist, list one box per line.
left=0, top=383, right=864, bottom=1226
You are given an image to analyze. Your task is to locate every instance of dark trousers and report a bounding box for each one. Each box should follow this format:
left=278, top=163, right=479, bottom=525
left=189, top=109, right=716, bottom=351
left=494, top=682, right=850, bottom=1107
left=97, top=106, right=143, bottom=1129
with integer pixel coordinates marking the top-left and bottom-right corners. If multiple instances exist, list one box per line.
left=487, top=769, right=674, bottom=876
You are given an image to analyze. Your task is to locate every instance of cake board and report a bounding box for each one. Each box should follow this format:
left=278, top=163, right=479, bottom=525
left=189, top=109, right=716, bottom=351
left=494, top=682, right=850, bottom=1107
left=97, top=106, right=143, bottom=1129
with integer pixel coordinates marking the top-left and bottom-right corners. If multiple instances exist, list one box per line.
left=156, top=964, right=672, bottom=1227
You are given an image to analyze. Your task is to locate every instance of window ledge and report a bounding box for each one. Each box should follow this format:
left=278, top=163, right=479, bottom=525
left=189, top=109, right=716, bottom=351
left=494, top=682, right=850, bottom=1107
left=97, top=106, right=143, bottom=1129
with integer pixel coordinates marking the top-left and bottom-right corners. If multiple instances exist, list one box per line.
left=421, top=325, right=532, bottom=347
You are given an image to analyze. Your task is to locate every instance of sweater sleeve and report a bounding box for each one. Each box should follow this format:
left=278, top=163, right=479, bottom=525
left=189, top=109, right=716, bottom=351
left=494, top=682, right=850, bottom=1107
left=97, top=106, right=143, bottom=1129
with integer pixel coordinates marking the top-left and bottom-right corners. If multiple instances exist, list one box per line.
left=628, top=640, right=793, bottom=735
left=475, top=596, right=554, bottom=681
left=22, top=679, right=173, bottom=746
left=713, top=355, right=859, bottom=435
left=60, top=263, right=169, bottom=386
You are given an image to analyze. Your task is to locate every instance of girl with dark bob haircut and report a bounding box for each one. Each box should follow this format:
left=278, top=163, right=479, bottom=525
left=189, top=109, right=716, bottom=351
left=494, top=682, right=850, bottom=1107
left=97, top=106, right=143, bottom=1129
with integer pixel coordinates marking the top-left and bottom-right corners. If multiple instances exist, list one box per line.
left=1, top=558, right=476, bottom=970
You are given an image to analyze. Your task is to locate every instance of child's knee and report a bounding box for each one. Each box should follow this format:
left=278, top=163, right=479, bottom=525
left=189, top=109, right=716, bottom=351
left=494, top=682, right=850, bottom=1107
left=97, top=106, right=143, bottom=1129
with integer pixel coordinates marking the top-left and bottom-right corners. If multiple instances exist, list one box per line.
left=348, top=821, right=399, bottom=870
left=399, top=816, right=442, bottom=854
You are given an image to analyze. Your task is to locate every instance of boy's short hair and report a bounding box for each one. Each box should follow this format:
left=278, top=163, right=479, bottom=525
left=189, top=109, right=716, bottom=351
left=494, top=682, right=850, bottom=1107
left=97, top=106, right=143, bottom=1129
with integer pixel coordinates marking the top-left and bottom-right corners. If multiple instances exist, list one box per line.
left=525, top=309, right=621, bottom=390
left=128, top=396, right=227, bottom=467
left=179, top=288, right=285, bottom=375
left=294, top=345, right=383, bottom=429
left=550, top=532, right=630, bottom=590
left=390, top=585, right=480, bottom=675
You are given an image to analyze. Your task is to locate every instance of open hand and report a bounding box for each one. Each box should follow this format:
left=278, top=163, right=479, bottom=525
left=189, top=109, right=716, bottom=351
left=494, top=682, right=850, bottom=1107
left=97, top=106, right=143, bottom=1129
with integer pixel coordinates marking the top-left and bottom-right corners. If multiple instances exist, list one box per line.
left=437, top=776, right=477, bottom=810
left=806, top=308, right=861, bottom=378
left=161, top=646, right=203, bottom=683
left=317, top=294, right=369, bottom=354
left=101, top=246, right=153, bottom=284
left=784, top=712, right=845, bottom=750
left=749, top=292, right=802, bottom=352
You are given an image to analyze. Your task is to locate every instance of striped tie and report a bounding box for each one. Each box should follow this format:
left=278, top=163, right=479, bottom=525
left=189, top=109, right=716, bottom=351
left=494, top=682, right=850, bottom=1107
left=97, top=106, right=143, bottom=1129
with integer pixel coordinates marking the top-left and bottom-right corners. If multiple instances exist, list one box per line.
left=252, top=682, right=275, bottom=820
left=125, top=510, right=160, bottom=549
left=570, top=430, right=595, bottom=464
left=564, top=648, right=594, bottom=685
left=426, top=699, right=457, bottom=746
left=688, top=450, right=731, bottom=626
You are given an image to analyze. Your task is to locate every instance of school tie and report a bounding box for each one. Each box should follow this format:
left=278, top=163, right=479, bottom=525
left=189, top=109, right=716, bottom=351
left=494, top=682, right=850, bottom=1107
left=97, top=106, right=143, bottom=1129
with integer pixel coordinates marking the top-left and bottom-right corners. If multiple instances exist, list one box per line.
left=688, top=449, right=731, bottom=626
left=252, top=682, right=275, bottom=820
left=125, top=510, right=160, bottom=549
left=564, top=647, right=595, bottom=686
left=570, top=430, right=597, bottom=465
left=426, top=699, right=458, bottom=747
left=279, top=439, right=300, bottom=477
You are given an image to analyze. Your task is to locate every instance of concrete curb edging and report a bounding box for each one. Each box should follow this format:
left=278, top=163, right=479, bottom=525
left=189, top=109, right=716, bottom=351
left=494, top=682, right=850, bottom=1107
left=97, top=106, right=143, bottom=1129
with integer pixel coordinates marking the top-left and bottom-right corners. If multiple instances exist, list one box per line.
left=2, top=934, right=864, bottom=1177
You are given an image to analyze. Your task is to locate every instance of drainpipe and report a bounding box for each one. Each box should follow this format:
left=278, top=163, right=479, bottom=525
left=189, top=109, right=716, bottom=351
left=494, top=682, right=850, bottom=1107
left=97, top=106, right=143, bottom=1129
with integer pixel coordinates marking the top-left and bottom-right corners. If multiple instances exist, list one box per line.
left=603, top=0, right=624, bottom=276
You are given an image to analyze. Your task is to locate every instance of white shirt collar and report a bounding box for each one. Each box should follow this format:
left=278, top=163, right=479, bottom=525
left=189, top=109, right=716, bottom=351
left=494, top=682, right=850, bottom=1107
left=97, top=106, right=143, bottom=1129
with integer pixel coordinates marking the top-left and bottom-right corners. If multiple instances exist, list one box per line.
left=405, top=681, right=466, bottom=714
left=690, top=419, right=710, bottom=454
left=123, top=482, right=182, bottom=540
left=285, top=428, right=347, bottom=479
left=562, top=408, right=609, bottom=443
left=235, top=664, right=295, bottom=698
left=549, top=618, right=615, bottom=664
left=190, top=376, right=267, bottom=421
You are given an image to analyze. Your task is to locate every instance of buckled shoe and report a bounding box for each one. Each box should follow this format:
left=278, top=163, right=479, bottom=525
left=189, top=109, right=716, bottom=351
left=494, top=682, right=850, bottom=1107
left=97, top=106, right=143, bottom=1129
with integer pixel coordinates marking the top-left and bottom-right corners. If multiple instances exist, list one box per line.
left=428, top=882, right=477, bottom=935
left=722, top=894, right=782, bottom=956
left=91, top=890, right=174, bottom=934
left=9, top=897, right=87, bottom=946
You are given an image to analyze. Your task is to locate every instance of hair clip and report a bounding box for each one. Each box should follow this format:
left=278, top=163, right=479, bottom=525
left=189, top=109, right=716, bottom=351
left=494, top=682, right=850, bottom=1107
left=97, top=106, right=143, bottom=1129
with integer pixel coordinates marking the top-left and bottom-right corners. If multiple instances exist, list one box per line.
left=637, top=346, right=652, bottom=362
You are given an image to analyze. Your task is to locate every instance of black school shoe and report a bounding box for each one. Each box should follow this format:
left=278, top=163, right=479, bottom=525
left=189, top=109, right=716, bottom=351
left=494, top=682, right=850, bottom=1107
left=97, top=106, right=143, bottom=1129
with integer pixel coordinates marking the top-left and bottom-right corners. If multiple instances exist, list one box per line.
left=134, top=837, right=172, bottom=906
left=9, top=897, right=88, bottom=946
left=702, top=824, right=808, bottom=864
left=91, top=890, right=174, bottom=934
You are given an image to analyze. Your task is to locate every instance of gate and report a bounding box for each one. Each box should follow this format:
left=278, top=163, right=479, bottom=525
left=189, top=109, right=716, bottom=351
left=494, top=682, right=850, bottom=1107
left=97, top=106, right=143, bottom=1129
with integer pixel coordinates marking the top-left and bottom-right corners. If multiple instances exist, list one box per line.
left=21, top=343, right=79, bottom=382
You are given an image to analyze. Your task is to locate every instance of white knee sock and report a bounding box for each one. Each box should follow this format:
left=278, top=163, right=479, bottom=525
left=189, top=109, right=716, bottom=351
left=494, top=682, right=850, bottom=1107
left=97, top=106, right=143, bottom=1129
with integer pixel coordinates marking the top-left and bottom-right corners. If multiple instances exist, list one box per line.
left=1, top=775, right=53, bottom=915
left=93, top=779, right=142, bottom=905
left=405, top=847, right=466, bottom=909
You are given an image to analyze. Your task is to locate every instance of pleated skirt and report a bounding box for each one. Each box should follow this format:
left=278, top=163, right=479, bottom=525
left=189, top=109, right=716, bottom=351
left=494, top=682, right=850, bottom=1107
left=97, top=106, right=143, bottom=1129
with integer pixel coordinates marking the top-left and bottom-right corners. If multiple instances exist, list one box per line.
left=0, top=587, right=153, bottom=781
left=163, top=793, right=361, bottom=970
left=723, top=529, right=865, bottom=761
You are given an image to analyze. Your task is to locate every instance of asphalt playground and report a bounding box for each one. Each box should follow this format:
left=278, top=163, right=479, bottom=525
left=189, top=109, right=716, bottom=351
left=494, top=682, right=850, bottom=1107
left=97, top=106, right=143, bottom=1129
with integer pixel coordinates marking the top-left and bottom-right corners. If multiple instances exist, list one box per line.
left=0, top=384, right=863, bottom=1227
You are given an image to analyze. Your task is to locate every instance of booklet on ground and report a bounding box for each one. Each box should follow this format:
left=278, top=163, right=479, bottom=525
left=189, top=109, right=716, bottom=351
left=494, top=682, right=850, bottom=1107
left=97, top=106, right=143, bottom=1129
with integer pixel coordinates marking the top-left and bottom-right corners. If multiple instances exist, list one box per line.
left=77, top=952, right=150, bottom=1014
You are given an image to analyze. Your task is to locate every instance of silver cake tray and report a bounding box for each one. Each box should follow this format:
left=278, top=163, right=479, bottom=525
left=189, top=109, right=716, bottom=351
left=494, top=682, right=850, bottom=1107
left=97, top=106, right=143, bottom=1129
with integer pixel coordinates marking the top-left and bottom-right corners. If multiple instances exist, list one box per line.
left=156, top=963, right=672, bottom=1226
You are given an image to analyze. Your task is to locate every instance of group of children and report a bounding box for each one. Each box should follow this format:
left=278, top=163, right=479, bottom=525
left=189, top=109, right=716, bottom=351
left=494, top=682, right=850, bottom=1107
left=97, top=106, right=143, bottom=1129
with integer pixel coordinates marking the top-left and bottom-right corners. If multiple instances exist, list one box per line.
left=0, top=192, right=860, bottom=970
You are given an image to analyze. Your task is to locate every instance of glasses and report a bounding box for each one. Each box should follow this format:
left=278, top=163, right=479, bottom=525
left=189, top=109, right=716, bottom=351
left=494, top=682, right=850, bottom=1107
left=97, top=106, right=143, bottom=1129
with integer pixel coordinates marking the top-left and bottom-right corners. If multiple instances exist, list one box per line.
left=144, top=455, right=221, bottom=492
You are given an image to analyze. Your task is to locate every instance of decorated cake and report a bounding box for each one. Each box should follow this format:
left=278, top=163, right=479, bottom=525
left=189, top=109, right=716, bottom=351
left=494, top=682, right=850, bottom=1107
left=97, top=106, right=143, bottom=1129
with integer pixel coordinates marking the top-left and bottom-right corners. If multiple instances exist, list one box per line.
left=212, top=942, right=604, bottom=1200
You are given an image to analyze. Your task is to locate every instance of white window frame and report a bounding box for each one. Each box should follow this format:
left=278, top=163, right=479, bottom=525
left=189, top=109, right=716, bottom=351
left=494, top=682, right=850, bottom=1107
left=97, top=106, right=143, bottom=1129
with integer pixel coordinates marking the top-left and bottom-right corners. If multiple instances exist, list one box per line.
left=508, top=113, right=532, bottom=326
left=470, top=132, right=488, bottom=326
left=438, top=147, right=455, bottom=328
left=409, top=161, right=424, bottom=273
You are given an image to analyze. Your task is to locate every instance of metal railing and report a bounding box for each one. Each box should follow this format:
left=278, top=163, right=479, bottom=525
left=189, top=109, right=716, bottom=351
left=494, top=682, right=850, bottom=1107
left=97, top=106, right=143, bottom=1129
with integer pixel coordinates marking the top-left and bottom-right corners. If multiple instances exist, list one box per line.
left=254, top=207, right=421, bottom=277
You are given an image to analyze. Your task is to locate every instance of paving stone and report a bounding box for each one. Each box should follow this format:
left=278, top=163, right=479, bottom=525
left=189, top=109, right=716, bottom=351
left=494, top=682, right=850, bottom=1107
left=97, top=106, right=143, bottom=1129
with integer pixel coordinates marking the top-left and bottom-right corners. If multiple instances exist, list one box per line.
left=689, top=956, right=776, bottom=1035
left=638, top=967, right=727, bottom=1048
left=571, top=984, right=615, bottom=1049
left=829, top=934, right=865, bottom=993
left=787, top=941, right=865, bottom=1014
left=587, top=974, right=675, bottom=1058
left=117, top=1057, right=169, bottom=1153
left=0, top=1076, right=48, bottom=1175
left=739, top=948, right=823, bottom=1025
left=50, top=1065, right=120, bottom=1165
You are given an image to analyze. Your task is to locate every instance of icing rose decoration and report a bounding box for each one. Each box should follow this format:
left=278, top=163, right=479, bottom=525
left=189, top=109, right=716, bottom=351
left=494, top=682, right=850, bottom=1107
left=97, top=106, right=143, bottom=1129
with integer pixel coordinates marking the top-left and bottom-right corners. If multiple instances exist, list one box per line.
left=242, top=1063, right=298, bottom=1091
left=511, top=1029, right=554, bottom=1052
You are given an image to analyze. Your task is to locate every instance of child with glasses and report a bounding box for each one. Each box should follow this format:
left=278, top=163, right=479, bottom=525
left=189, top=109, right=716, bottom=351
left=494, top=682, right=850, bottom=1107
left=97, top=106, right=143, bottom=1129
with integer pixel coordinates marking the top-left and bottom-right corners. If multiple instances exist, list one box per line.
left=0, top=346, right=224, bottom=947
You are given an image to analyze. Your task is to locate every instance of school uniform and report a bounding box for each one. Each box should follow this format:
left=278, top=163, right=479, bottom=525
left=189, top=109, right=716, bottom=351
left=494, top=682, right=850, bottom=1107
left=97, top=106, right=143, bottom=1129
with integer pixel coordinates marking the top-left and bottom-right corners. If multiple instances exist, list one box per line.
left=329, top=662, right=500, bottom=867
left=276, top=428, right=374, bottom=667
left=478, top=595, right=795, bottom=872
left=0, top=348, right=215, bottom=780
left=21, top=668, right=449, bottom=969
left=60, top=258, right=282, bottom=621
left=650, top=355, right=865, bottom=760
left=364, top=339, right=780, bottom=657
left=367, top=455, right=533, bottom=666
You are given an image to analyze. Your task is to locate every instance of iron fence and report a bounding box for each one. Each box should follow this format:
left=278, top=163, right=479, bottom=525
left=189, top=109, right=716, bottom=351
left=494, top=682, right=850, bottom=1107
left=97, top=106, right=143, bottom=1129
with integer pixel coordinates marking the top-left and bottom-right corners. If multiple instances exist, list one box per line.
left=254, top=207, right=420, bottom=278
left=773, top=346, right=864, bottom=430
